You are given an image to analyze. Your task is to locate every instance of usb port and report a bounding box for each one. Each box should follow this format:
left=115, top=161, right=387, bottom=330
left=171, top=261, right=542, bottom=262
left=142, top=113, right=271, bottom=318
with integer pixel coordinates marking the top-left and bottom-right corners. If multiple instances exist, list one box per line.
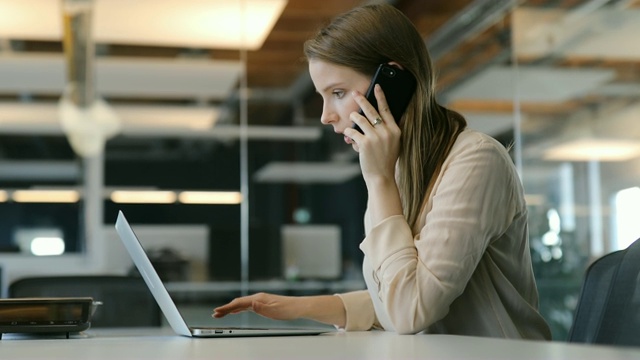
left=214, top=330, right=223, bottom=334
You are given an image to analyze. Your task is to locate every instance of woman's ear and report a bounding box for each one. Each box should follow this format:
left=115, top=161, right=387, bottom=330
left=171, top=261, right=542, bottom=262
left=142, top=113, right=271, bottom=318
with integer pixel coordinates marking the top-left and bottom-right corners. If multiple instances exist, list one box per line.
left=387, top=61, right=404, bottom=70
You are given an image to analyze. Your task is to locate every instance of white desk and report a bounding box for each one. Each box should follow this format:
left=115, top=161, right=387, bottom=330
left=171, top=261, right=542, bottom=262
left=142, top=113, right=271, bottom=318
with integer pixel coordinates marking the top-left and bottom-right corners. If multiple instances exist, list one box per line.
left=1, top=328, right=639, bottom=359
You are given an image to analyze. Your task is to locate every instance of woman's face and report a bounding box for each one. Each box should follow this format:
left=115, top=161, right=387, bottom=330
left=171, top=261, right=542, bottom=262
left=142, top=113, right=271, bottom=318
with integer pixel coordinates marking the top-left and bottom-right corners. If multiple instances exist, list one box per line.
left=308, top=59, right=370, bottom=146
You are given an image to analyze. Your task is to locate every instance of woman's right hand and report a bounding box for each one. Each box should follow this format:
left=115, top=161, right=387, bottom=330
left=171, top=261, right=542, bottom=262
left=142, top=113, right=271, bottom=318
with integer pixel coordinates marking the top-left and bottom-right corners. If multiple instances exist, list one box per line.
left=212, top=293, right=347, bottom=328
left=212, top=292, right=302, bottom=321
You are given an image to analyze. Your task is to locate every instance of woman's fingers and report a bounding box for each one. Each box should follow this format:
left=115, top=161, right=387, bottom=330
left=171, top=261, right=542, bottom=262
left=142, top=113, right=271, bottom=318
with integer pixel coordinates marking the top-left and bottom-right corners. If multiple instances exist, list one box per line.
left=373, top=84, right=394, bottom=124
left=212, top=293, right=299, bottom=321
left=352, top=85, right=394, bottom=126
left=212, top=295, right=256, bottom=317
left=347, top=112, right=372, bottom=137
left=351, top=91, right=382, bottom=129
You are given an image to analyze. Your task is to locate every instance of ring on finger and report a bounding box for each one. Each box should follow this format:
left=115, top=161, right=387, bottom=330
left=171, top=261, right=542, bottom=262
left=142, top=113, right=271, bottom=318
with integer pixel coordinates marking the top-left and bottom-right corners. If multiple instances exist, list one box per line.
left=373, top=117, right=383, bottom=126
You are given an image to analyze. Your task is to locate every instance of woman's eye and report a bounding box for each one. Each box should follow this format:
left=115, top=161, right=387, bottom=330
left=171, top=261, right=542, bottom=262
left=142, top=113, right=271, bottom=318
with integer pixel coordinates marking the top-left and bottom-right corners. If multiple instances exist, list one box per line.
left=332, top=90, right=345, bottom=99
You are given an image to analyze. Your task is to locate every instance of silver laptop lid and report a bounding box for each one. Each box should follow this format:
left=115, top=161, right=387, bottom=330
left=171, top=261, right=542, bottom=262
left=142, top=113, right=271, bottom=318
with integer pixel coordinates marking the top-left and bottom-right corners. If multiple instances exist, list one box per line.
left=115, top=211, right=192, bottom=337
left=115, top=211, right=330, bottom=338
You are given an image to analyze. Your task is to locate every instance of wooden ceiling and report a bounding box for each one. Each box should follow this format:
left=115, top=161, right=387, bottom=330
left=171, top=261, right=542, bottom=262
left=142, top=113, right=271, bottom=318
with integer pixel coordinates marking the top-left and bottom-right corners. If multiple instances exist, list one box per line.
left=218, top=0, right=481, bottom=126
left=241, top=0, right=479, bottom=125
left=10, top=0, right=623, bottom=122
left=3, top=0, right=640, bottom=143
left=243, top=0, right=475, bottom=89
left=442, top=0, right=640, bottom=121
left=0, top=0, right=483, bottom=161
left=242, top=0, right=640, bottom=125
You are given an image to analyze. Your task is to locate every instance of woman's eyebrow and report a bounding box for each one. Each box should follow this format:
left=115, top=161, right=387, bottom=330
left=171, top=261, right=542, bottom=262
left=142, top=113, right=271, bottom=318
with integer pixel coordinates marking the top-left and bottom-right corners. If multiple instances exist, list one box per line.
left=318, top=82, right=344, bottom=94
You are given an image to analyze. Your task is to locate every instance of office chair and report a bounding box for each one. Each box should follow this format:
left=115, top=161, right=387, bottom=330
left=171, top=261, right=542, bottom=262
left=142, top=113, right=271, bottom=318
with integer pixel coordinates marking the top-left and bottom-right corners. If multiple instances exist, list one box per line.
left=568, top=237, right=640, bottom=346
left=8, top=275, right=162, bottom=328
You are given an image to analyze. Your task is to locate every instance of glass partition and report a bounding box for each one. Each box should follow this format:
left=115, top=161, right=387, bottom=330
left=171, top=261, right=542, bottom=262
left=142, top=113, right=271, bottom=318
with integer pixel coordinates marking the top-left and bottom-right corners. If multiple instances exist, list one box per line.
left=0, top=1, right=368, bottom=299
left=510, top=1, right=640, bottom=340
left=434, top=0, right=640, bottom=340
left=208, top=1, right=368, bottom=296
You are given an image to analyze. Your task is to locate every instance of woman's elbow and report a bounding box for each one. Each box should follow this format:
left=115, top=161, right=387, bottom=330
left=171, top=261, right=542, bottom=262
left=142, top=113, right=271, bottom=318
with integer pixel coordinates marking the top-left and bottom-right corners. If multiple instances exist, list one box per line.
left=392, top=322, right=425, bottom=335
left=386, top=306, right=441, bottom=334
left=387, top=315, right=430, bottom=334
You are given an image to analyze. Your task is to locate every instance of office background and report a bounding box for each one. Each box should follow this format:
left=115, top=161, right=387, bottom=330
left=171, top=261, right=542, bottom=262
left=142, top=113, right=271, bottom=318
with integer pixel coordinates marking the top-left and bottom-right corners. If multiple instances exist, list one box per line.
left=1, top=0, right=639, bottom=341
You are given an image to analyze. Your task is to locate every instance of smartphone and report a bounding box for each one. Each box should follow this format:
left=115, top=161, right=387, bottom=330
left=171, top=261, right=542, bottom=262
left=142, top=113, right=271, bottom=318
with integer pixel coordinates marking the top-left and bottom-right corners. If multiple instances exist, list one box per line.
left=353, top=63, right=417, bottom=134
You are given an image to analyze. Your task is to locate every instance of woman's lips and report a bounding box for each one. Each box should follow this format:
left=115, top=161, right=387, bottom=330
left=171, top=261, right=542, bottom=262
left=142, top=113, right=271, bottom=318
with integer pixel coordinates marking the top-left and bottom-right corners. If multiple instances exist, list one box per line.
left=344, top=135, right=353, bottom=145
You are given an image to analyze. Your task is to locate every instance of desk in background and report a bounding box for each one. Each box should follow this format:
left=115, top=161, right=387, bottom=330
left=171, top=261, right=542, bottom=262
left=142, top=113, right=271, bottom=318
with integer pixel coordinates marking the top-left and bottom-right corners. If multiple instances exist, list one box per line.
left=1, top=328, right=639, bottom=359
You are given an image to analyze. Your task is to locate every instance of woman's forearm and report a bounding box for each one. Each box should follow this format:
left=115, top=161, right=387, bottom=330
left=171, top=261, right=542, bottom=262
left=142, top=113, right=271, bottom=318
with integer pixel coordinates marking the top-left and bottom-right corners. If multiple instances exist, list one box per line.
left=298, top=295, right=346, bottom=328
left=366, top=176, right=403, bottom=227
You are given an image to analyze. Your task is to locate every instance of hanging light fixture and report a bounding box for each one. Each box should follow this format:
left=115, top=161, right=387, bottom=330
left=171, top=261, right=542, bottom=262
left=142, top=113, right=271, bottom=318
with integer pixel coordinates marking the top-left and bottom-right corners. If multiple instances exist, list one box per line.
left=59, top=0, right=120, bottom=158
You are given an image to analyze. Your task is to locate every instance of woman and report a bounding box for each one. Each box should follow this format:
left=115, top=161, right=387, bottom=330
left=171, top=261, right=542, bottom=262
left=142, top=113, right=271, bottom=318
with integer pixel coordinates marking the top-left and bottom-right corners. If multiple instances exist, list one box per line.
left=213, top=3, right=551, bottom=339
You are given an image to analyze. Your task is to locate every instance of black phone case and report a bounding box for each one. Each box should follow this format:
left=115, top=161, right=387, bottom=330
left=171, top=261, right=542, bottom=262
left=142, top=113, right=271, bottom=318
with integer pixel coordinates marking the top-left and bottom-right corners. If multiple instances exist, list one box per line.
left=354, top=64, right=416, bottom=133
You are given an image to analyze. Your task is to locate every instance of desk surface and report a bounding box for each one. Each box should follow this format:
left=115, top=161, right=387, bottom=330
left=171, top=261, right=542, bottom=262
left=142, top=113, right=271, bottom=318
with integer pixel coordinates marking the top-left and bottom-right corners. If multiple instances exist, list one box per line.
left=1, top=328, right=639, bottom=359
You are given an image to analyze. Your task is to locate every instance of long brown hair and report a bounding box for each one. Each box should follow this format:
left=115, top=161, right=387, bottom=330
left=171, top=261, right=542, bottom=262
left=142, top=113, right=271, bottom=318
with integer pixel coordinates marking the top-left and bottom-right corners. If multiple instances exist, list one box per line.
left=304, top=4, right=466, bottom=231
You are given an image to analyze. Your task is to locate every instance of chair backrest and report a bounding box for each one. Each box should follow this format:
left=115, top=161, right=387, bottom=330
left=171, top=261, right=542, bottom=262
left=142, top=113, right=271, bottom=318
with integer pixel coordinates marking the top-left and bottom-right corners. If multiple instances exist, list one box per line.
left=8, top=275, right=162, bottom=328
left=568, top=237, right=640, bottom=346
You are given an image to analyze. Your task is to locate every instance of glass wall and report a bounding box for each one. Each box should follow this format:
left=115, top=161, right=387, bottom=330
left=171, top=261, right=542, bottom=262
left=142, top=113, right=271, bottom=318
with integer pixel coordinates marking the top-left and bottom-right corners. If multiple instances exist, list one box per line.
left=207, top=0, right=367, bottom=296
left=512, top=1, right=640, bottom=340
left=0, top=1, right=368, bottom=299
left=438, top=0, right=640, bottom=340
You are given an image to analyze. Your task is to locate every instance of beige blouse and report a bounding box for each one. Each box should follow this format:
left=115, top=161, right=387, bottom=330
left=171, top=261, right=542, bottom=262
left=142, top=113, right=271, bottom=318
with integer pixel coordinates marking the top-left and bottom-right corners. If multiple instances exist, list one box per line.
left=336, top=129, right=551, bottom=339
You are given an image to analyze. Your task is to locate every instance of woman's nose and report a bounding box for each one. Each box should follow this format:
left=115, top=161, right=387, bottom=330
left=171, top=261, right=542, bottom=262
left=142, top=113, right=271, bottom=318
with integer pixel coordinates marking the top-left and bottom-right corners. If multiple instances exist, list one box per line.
left=320, top=112, right=332, bottom=125
left=320, top=106, right=335, bottom=125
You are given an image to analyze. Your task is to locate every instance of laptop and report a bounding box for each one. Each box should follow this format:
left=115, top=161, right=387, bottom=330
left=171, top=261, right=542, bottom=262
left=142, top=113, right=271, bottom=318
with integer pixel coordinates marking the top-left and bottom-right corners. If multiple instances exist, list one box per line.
left=115, top=210, right=330, bottom=337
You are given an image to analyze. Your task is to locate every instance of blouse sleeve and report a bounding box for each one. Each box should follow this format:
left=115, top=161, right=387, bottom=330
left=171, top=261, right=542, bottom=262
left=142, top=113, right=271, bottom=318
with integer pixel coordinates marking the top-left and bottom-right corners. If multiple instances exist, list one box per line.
left=334, top=290, right=380, bottom=331
left=359, top=136, right=520, bottom=334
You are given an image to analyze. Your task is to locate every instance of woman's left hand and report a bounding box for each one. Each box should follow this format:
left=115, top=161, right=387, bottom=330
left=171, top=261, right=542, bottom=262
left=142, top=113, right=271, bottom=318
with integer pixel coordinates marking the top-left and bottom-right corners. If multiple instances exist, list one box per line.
left=345, top=84, right=401, bottom=185
left=213, top=293, right=303, bottom=321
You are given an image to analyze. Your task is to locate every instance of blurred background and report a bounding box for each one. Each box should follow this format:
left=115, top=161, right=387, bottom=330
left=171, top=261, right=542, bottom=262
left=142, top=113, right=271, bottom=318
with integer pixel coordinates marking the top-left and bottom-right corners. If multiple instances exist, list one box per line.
left=0, top=0, right=639, bottom=340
